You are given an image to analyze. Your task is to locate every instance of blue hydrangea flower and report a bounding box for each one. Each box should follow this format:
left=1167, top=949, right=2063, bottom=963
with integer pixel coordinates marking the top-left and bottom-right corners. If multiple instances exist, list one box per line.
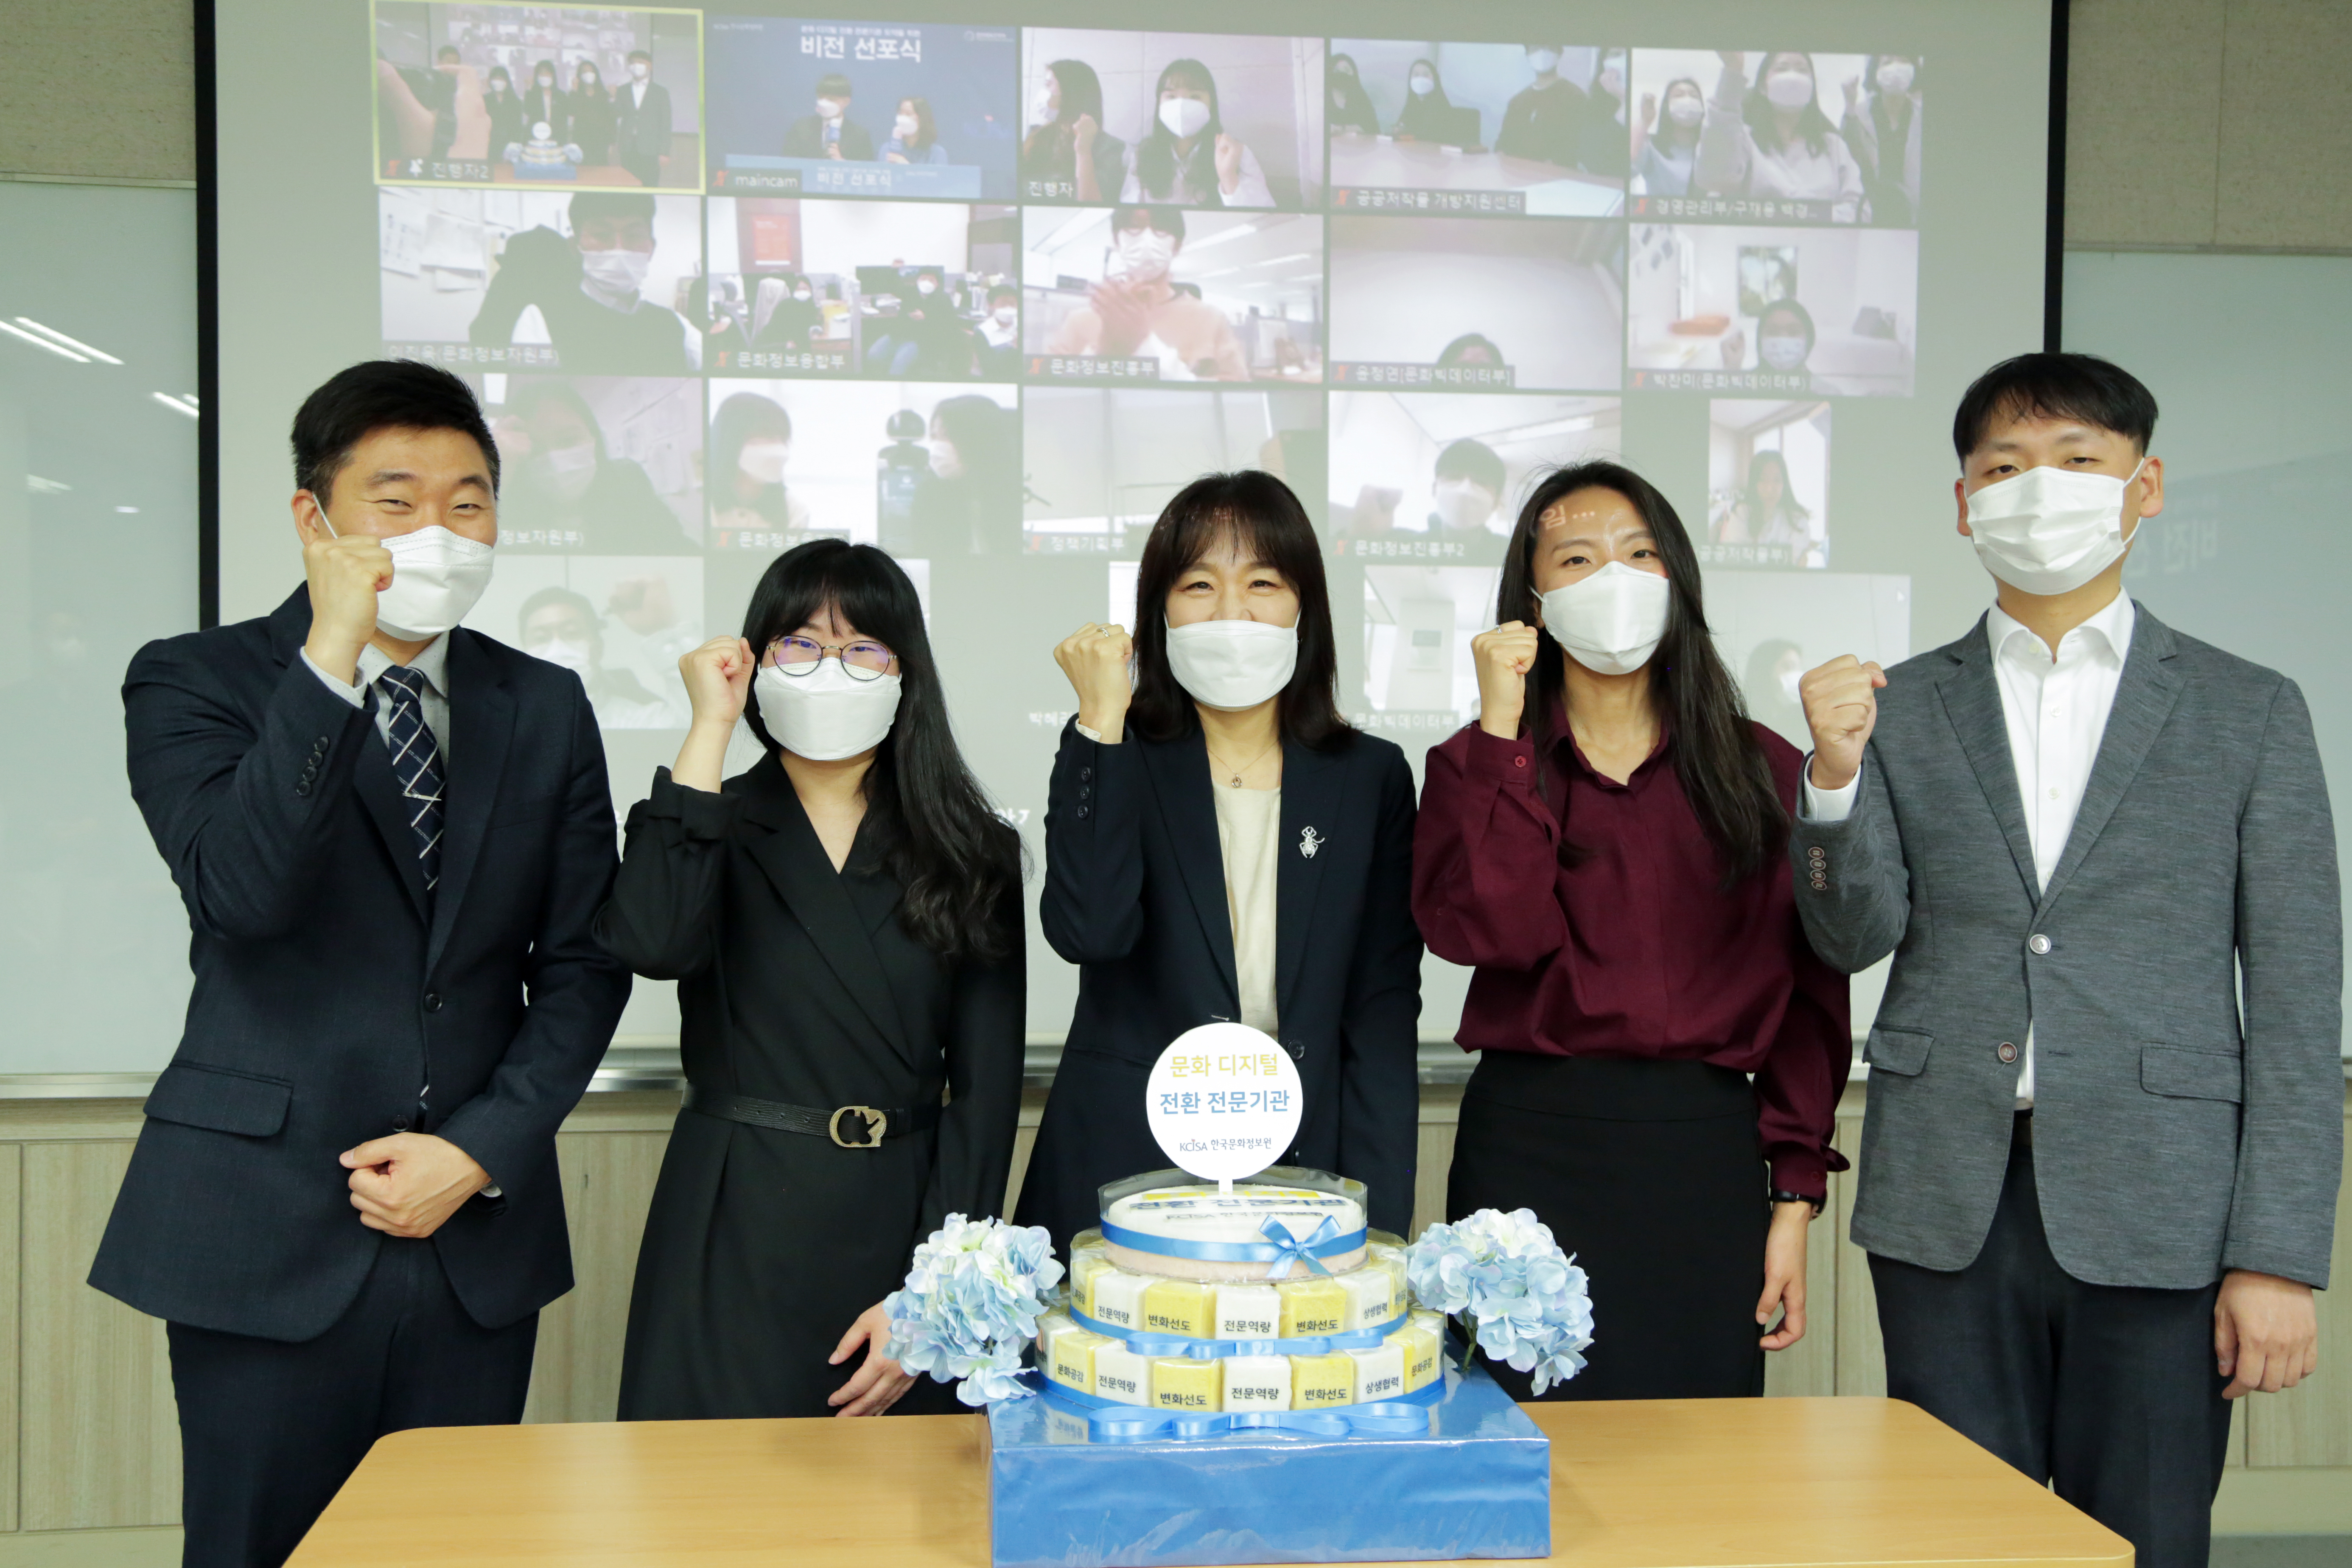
left=1405, top=1207, right=1595, bottom=1396
left=881, top=1214, right=1064, bottom=1406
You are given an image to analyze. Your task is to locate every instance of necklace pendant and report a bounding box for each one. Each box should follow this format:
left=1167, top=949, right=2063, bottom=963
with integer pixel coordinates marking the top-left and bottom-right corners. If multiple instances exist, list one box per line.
left=1227, top=773, right=1242, bottom=787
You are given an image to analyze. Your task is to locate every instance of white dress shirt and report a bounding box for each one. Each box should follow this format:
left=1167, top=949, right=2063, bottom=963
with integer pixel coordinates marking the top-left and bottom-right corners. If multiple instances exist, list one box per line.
left=1802, top=591, right=2137, bottom=1106
left=302, top=635, right=452, bottom=758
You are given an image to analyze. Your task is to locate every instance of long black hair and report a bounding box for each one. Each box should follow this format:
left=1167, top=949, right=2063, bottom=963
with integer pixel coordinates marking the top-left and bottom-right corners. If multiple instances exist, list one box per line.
left=1129, top=470, right=1350, bottom=750
left=1135, top=58, right=1227, bottom=207
left=1743, top=50, right=1839, bottom=159
left=1495, top=459, right=1785, bottom=883
left=741, top=539, right=1021, bottom=962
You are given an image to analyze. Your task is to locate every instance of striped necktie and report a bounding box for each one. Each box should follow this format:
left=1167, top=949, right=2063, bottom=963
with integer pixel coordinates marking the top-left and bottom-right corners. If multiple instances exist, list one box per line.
left=376, top=664, right=445, bottom=895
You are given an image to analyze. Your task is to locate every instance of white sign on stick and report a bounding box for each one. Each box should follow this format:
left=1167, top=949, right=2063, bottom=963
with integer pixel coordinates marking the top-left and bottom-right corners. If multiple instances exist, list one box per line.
left=1145, top=1021, right=1304, bottom=1191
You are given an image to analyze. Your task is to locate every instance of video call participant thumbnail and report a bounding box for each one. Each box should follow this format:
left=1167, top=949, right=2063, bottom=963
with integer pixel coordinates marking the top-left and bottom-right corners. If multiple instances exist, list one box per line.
left=517, top=585, right=683, bottom=729
left=1022, top=59, right=1124, bottom=200
left=1043, top=206, right=1250, bottom=381
left=1496, top=44, right=1589, bottom=167
left=468, top=191, right=699, bottom=373
left=1698, top=51, right=1865, bottom=224
left=491, top=378, right=698, bottom=555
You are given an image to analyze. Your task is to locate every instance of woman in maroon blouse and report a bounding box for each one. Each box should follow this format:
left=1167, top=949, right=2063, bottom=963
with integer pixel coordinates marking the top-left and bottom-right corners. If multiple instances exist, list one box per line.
left=1413, top=459, right=1850, bottom=1401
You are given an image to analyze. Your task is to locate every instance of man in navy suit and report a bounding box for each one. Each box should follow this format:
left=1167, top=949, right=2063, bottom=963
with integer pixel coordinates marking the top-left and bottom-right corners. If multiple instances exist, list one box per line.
left=92, top=361, right=631, bottom=1568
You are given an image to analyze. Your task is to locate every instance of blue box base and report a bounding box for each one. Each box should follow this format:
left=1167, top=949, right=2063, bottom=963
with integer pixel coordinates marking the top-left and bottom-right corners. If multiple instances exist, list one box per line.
left=986, top=1364, right=1550, bottom=1568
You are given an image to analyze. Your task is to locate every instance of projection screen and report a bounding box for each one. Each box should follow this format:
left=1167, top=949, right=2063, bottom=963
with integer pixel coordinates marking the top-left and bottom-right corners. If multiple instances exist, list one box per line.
left=213, top=0, right=2055, bottom=1045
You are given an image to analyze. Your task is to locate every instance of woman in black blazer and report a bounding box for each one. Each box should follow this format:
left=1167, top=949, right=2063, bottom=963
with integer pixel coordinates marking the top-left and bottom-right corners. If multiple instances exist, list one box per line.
left=518, top=61, right=565, bottom=145
left=1014, top=470, right=1423, bottom=1249
left=567, top=60, right=616, bottom=165
left=598, top=540, right=1025, bottom=1420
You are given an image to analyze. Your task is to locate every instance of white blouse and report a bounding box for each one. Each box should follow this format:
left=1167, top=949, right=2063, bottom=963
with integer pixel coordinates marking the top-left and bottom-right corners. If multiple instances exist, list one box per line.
left=1211, top=784, right=1282, bottom=1035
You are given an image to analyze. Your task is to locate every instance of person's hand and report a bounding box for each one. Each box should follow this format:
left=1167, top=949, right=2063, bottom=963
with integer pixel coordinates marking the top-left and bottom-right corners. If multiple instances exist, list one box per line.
left=829, top=1301, right=917, bottom=1417
left=302, top=525, right=393, bottom=683
left=679, top=636, right=756, bottom=728
left=1055, top=622, right=1133, bottom=743
left=1072, top=111, right=1099, bottom=156
left=1471, top=621, right=1541, bottom=740
left=885, top=151, right=908, bottom=164
left=1087, top=280, right=1152, bottom=358
left=1638, top=91, right=1658, bottom=130
left=1842, top=75, right=1861, bottom=114
left=1798, top=655, right=1885, bottom=790
left=1719, top=327, right=1746, bottom=369
left=1214, top=132, right=1244, bottom=193
left=340, top=1134, right=492, bottom=1239
left=1717, top=50, right=1746, bottom=75
left=608, top=575, right=678, bottom=635
left=2217, top=1270, right=2319, bottom=1398
left=824, top=142, right=843, bottom=160
left=1758, top=1200, right=1812, bottom=1350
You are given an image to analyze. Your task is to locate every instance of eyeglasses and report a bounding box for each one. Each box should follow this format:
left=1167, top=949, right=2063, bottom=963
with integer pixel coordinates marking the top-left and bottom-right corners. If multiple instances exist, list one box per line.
left=768, top=636, right=895, bottom=681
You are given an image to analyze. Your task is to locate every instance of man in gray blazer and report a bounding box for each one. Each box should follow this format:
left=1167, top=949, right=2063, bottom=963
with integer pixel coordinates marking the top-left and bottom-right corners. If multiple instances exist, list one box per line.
left=1794, top=353, right=2339, bottom=1568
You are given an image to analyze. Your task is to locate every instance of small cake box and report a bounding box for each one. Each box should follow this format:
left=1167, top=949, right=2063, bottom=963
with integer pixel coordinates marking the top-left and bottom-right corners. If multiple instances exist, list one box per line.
left=986, top=1360, right=1551, bottom=1568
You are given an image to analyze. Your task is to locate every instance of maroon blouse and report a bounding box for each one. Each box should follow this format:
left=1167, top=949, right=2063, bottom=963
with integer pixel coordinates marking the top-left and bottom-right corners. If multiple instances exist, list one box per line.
left=1411, top=715, right=1851, bottom=1197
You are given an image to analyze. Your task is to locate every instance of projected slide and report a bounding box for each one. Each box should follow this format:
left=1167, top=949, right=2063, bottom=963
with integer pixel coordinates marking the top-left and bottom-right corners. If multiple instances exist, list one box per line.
left=334, top=10, right=1942, bottom=743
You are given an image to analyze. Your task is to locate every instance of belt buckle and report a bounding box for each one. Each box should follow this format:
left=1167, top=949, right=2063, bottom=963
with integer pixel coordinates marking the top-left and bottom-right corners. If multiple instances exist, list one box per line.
left=829, top=1104, right=888, bottom=1148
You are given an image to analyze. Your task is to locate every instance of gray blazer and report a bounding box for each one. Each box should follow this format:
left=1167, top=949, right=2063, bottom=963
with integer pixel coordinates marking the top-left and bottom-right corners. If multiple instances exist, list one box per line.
left=1795, top=605, right=2341, bottom=1290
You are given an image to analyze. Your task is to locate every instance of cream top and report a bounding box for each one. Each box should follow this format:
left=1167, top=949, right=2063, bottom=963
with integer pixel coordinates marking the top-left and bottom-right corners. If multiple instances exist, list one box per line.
left=1212, top=784, right=1281, bottom=1035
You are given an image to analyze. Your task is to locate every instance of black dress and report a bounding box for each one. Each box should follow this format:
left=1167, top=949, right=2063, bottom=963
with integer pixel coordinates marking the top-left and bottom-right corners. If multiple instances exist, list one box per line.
left=598, top=759, right=1025, bottom=1419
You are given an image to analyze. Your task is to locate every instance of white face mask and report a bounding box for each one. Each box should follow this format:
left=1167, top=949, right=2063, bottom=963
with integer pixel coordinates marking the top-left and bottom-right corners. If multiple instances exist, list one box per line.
left=1159, top=95, right=1211, bottom=139
left=1526, top=50, right=1559, bottom=75
left=536, top=78, right=553, bottom=90
left=991, top=305, right=1017, bottom=326
left=1764, top=70, right=1814, bottom=110
left=1598, top=60, right=1626, bottom=95
left=578, top=74, right=598, bottom=90
left=532, top=636, right=593, bottom=674
left=1876, top=61, right=1915, bottom=95
left=538, top=441, right=596, bottom=499
left=816, top=98, right=844, bottom=121
left=580, top=246, right=651, bottom=297
left=793, top=287, right=812, bottom=302
left=630, top=62, right=650, bottom=81
left=1758, top=334, right=1808, bottom=371
left=1408, top=75, right=1435, bottom=97
left=1538, top=561, right=1671, bottom=677
left=1114, top=227, right=1176, bottom=280
left=738, top=441, right=789, bottom=485
left=915, top=278, right=938, bottom=295
left=756, top=659, right=902, bottom=762
left=1432, top=479, right=1494, bottom=532
left=926, top=439, right=963, bottom=480
left=1164, top=617, right=1297, bottom=711
left=894, top=114, right=918, bottom=139
left=1965, top=458, right=2148, bottom=597
left=372, top=524, right=498, bottom=640
left=1666, top=95, right=1704, bottom=127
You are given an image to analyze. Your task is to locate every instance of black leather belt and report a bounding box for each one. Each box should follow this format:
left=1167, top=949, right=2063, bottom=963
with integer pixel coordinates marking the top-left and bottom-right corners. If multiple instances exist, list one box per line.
left=682, top=1082, right=939, bottom=1148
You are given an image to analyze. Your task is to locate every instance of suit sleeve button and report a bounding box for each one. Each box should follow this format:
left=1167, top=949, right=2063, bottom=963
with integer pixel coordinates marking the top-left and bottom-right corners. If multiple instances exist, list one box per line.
left=1513, top=756, right=1527, bottom=768
left=1997, top=1041, right=2019, bottom=1064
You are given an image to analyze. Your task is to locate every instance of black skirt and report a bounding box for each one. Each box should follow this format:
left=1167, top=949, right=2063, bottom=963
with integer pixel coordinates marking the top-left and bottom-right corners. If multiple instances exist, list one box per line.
left=1445, top=1052, right=1767, bottom=1402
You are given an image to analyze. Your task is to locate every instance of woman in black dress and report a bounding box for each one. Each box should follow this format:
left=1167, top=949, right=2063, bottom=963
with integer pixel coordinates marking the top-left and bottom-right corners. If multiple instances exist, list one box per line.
left=600, top=539, right=1025, bottom=1419
left=1013, top=470, right=1423, bottom=1251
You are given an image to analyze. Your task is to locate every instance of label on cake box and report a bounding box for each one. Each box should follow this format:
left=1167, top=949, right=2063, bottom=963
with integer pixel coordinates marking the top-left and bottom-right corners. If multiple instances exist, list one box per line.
left=1278, top=1277, right=1348, bottom=1337
left=1338, top=1267, right=1394, bottom=1330
left=1142, top=1278, right=1215, bottom=1338
left=1291, top=1352, right=1354, bottom=1408
left=1220, top=1353, right=1292, bottom=1410
left=1389, top=1320, right=1441, bottom=1391
left=1092, top=1342, right=1149, bottom=1405
left=1089, top=1270, right=1147, bottom=1330
left=1347, top=1342, right=1407, bottom=1404
left=1214, top=1282, right=1281, bottom=1339
left=1048, top=1324, right=1107, bottom=1394
left=1149, top=1357, right=1223, bottom=1411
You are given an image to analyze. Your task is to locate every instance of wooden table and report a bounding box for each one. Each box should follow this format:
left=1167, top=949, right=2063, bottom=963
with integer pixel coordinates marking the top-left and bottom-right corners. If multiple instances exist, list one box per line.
left=288, top=1398, right=2129, bottom=1568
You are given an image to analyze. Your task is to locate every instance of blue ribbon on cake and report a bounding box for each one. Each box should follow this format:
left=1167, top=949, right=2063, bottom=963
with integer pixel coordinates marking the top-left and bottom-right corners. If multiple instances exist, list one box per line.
left=1099, top=1214, right=1363, bottom=1279
left=1068, top=1305, right=1396, bottom=1359
left=1032, top=1371, right=1444, bottom=1442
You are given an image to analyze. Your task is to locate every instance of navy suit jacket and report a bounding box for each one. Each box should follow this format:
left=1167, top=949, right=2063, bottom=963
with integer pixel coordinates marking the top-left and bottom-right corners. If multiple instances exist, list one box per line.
left=90, top=585, right=631, bottom=1340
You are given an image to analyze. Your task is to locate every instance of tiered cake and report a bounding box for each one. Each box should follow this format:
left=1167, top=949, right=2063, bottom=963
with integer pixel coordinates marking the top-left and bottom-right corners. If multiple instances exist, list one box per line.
left=1035, top=1171, right=1446, bottom=1416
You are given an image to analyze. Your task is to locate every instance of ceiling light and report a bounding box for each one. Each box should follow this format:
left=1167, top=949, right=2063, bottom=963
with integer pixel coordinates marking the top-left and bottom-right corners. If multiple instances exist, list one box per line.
left=1254, top=253, right=1313, bottom=266
left=115, top=505, right=141, bottom=514
left=1174, top=220, right=1263, bottom=253
left=0, top=320, right=87, bottom=361
left=152, top=392, right=200, bottom=418
left=26, top=474, right=70, bottom=493
left=16, top=317, right=123, bottom=364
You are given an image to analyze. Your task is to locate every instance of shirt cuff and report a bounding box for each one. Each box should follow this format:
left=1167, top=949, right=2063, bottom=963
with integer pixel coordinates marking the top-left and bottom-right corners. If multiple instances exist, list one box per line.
left=1798, top=754, right=1860, bottom=823
left=301, top=648, right=367, bottom=708
left=1075, top=722, right=1102, bottom=743
left=1462, top=724, right=1537, bottom=785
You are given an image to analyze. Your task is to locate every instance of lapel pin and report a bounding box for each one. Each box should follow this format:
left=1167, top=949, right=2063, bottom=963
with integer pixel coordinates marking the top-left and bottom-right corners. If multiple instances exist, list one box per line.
left=1298, top=826, right=1324, bottom=860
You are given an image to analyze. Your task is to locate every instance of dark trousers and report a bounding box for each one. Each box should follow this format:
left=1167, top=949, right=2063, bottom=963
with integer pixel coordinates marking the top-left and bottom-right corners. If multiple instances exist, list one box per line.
left=620, top=150, right=662, bottom=188
left=1447, top=1052, right=1768, bottom=1401
left=1871, top=1118, right=2232, bottom=1568
left=168, top=1237, right=538, bottom=1568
